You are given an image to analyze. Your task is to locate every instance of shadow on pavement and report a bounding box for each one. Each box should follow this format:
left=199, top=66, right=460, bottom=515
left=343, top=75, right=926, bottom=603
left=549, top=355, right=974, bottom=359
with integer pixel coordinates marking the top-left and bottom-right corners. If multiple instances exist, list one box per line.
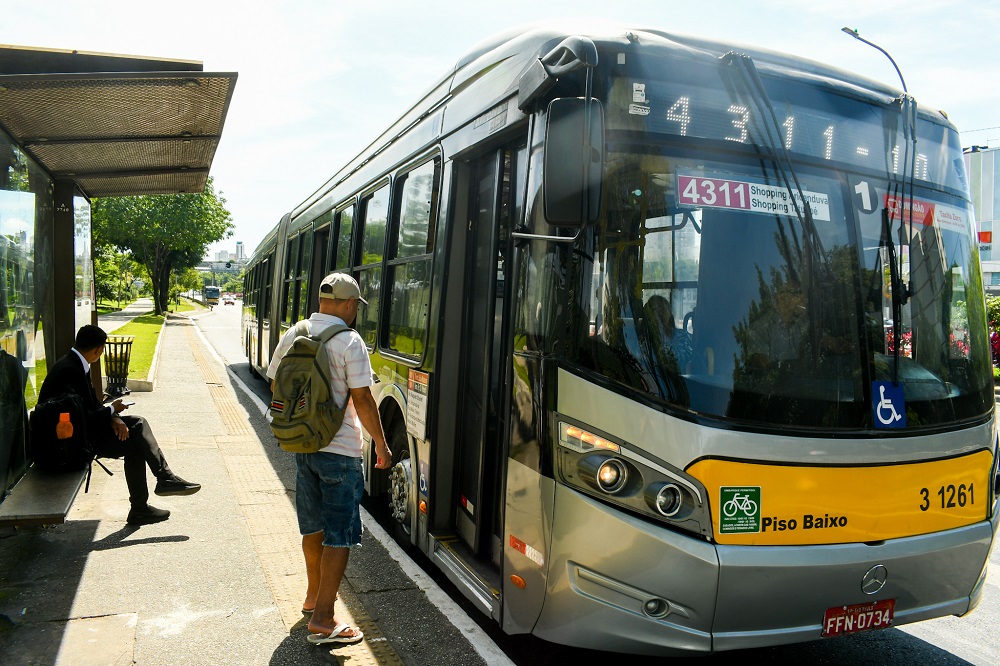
left=0, top=520, right=100, bottom=663
left=268, top=614, right=349, bottom=665
left=89, top=524, right=190, bottom=551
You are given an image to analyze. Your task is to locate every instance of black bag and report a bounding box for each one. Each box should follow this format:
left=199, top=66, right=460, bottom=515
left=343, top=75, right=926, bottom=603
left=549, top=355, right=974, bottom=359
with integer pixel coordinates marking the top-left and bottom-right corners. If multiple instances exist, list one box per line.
left=29, top=392, right=93, bottom=472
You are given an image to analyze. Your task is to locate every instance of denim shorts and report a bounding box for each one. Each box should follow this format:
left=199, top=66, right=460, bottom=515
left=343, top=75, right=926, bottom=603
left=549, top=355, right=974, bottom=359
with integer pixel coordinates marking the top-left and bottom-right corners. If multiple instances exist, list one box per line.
left=295, top=452, right=364, bottom=548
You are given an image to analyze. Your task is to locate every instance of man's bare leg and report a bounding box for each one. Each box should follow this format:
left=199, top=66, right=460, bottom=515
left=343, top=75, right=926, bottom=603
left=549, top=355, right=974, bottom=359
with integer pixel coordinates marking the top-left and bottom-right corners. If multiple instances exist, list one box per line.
left=306, top=545, right=360, bottom=638
left=302, top=532, right=323, bottom=612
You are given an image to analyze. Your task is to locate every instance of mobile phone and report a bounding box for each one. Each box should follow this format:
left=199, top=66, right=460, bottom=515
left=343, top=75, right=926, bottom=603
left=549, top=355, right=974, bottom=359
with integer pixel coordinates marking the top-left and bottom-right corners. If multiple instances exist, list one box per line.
left=120, top=400, right=135, bottom=407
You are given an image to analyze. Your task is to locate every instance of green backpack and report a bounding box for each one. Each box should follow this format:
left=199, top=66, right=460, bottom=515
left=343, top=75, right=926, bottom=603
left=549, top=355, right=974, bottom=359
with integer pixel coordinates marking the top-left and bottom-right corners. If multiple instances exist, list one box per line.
left=268, top=321, right=352, bottom=453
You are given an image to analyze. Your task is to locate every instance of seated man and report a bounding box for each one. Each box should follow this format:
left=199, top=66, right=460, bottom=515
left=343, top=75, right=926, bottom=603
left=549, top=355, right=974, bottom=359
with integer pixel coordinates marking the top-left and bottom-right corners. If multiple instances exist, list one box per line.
left=37, top=324, right=200, bottom=525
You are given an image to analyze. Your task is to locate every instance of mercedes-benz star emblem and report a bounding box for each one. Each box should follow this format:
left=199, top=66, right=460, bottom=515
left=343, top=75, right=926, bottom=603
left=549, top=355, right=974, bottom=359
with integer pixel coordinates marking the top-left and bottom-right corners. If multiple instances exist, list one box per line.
left=861, top=564, right=888, bottom=595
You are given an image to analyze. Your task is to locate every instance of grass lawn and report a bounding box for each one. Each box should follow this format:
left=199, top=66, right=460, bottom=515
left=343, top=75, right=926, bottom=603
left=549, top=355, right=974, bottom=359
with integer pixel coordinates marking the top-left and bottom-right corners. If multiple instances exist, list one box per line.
left=96, top=300, right=121, bottom=316
left=108, top=313, right=165, bottom=379
left=171, top=297, right=206, bottom=314
left=25, top=355, right=46, bottom=410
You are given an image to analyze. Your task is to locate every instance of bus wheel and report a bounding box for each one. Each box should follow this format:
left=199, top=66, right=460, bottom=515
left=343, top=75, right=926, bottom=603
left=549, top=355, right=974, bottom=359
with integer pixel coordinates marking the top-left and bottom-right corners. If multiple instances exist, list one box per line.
left=388, top=452, right=412, bottom=537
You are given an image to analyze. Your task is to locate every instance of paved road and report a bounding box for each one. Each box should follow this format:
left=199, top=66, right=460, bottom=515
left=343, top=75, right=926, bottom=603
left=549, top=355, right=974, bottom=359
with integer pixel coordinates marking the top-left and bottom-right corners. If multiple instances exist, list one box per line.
left=195, top=302, right=1000, bottom=665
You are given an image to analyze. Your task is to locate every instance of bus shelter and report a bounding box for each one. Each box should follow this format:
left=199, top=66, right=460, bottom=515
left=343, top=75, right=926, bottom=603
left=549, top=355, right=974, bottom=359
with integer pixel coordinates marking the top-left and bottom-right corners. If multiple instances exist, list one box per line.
left=0, top=44, right=236, bottom=498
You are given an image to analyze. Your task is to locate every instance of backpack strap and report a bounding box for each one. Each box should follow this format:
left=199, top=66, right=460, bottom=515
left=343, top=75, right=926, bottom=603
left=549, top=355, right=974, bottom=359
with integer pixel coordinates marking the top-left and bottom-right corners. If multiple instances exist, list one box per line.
left=315, top=323, right=351, bottom=344
left=312, top=324, right=353, bottom=410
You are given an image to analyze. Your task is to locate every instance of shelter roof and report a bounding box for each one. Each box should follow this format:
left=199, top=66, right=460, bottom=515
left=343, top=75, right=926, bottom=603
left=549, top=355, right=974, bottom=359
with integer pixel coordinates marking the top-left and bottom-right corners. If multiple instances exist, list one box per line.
left=0, top=45, right=236, bottom=197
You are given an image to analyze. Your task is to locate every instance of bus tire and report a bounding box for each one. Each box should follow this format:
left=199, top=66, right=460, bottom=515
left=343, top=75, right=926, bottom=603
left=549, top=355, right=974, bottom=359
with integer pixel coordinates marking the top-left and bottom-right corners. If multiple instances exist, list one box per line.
left=386, top=423, right=414, bottom=546
left=389, top=451, right=412, bottom=535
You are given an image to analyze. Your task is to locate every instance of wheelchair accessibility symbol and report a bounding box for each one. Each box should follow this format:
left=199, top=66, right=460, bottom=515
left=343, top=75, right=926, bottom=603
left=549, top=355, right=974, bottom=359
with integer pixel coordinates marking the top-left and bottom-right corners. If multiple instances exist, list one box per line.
left=872, top=381, right=906, bottom=429
left=419, top=461, right=429, bottom=496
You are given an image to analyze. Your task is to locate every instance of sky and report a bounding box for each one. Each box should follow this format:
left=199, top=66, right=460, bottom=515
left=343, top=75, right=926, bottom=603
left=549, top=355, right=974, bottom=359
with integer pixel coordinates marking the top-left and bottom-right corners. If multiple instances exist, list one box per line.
left=4, top=0, right=999, bottom=259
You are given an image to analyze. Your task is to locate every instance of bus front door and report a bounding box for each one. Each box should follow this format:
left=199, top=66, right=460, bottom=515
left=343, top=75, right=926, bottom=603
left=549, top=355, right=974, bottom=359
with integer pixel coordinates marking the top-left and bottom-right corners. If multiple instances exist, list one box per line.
left=454, top=146, right=519, bottom=564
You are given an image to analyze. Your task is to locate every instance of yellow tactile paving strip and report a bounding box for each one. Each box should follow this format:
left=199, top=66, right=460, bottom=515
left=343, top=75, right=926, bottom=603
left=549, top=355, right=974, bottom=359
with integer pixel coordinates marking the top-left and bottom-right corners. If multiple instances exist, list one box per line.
left=181, top=323, right=403, bottom=663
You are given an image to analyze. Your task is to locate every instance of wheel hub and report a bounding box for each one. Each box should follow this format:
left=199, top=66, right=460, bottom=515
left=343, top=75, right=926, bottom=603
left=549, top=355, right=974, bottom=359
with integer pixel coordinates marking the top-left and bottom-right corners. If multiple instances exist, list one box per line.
left=389, top=457, right=412, bottom=530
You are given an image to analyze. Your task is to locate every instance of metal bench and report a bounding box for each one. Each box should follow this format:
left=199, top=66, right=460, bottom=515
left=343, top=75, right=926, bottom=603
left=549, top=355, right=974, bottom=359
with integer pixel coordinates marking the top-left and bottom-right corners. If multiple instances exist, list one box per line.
left=0, top=466, right=89, bottom=527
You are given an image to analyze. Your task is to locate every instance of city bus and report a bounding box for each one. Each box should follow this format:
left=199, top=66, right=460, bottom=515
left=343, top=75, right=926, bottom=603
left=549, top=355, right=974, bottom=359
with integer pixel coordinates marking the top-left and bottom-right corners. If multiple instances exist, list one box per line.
left=242, top=24, right=999, bottom=655
left=203, top=285, right=221, bottom=307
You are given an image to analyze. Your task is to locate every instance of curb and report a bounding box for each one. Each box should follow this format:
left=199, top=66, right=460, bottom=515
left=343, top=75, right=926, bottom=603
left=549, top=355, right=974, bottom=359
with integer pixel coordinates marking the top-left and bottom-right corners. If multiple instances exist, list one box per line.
left=125, top=316, right=162, bottom=391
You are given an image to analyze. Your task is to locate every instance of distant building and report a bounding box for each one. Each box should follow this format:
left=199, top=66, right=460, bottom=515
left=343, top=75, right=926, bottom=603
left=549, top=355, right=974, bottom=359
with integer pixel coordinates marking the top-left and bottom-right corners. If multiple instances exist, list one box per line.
left=235, top=241, right=245, bottom=261
left=215, top=250, right=231, bottom=262
left=966, top=146, right=1000, bottom=295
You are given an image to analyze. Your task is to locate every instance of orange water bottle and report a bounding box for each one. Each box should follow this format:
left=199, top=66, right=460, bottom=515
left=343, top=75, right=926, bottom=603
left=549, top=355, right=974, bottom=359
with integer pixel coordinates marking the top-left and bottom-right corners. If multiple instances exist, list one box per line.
left=55, top=412, right=74, bottom=439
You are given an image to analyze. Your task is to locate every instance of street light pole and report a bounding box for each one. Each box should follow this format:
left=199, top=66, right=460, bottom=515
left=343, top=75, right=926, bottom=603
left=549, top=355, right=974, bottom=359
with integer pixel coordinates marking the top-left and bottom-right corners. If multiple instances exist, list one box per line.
left=840, top=27, right=908, bottom=93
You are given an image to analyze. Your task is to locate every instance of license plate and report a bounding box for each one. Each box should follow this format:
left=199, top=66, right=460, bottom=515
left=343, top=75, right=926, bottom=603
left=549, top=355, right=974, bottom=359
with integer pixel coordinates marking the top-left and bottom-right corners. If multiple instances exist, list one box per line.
left=822, top=599, right=895, bottom=637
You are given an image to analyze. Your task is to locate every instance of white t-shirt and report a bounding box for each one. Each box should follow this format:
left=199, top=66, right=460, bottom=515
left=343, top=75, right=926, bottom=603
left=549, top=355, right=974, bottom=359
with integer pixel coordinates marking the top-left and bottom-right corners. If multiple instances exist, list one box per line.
left=266, top=313, right=372, bottom=457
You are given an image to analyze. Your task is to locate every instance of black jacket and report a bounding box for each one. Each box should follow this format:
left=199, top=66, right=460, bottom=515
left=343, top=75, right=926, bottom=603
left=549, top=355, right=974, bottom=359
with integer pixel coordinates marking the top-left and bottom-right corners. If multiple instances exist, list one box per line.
left=38, top=351, right=113, bottom=442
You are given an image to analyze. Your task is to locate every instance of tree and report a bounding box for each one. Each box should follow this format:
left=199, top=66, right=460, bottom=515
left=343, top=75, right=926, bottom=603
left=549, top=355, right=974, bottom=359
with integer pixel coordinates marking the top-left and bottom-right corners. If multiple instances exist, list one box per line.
left=220, top=271, right=245, bottom=295
left=92, top=178, right=234, bottom=315
left=93, top=244, right=146, bottom=307
left=176, top=267, right=204, bottom=294
left=92, top=244, right=120, bottom=304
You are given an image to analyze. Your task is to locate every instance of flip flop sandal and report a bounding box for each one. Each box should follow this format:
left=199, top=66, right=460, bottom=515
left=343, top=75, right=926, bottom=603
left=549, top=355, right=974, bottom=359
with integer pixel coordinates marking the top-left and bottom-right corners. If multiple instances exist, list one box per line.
left=307, top=623, right=363, bottom=645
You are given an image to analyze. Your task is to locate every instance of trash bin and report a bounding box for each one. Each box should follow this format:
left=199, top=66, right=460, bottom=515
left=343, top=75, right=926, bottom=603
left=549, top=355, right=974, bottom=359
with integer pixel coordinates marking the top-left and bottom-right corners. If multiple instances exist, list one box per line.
left=104, top=335, right=134, bottom=397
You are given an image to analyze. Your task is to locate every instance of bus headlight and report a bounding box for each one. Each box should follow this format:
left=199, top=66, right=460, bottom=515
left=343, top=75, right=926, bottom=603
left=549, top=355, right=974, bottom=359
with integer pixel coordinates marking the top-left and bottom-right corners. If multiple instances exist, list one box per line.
left=556, top=420, right=711, bottom=539
left=646, top=482, right=683, bottom=517
left=596, top=458, right=628, bottom=494
left=578, top=454, right=634, bottom=496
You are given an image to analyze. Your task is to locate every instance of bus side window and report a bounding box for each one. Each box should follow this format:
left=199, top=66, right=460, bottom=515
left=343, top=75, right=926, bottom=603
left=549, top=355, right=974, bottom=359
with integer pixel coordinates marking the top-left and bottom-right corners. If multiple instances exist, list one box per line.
left=309, top=209, right=335, bottom=312
left=385, top=159, right=437, bottom=359
left=296, top=231, right=313, bottom=321
left=281, top=234, right=299, bottom=326
left=335, top=204, right=355, bottom=270
left=357, top=184, right=389, bottom=348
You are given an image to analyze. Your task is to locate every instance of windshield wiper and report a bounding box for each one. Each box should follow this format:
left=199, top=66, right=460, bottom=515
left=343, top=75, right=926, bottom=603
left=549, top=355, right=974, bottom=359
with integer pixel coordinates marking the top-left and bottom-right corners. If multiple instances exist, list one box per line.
left=882, top=205, right=910, bottom=378
left=882, top=93, right=917, bottom=383
left=720, top=51, right=829, bottom=361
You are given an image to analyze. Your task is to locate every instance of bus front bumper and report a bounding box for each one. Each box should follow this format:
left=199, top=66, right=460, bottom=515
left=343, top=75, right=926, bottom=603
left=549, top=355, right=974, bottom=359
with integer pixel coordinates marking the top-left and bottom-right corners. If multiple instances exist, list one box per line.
left=532, top=485, right=998, bottom=656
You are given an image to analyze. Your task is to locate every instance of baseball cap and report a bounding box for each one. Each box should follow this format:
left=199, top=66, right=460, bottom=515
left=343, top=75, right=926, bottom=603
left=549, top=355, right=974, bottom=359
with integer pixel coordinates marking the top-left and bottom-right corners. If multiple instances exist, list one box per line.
left=319, top=273, right=367, bottom=304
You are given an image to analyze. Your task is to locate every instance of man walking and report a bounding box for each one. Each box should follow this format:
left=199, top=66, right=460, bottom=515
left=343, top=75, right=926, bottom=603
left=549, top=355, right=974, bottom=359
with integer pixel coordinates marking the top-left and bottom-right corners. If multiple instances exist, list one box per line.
left=267, top=273, right=391, bottom=645
left=38, top=325, right=200, bottom=525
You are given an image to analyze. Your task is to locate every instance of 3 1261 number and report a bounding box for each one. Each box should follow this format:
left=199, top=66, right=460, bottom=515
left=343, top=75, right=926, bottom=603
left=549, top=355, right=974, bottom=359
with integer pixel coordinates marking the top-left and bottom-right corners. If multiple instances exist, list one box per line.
left=919, top=483, right=974, bottom=512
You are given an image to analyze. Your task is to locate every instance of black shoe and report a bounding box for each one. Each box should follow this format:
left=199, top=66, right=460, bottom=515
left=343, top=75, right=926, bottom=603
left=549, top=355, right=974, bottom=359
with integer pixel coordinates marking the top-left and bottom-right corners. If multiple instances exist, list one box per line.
left=127, top=504, right=170, bottom=525
left=154, top=475, right=202, bottom=497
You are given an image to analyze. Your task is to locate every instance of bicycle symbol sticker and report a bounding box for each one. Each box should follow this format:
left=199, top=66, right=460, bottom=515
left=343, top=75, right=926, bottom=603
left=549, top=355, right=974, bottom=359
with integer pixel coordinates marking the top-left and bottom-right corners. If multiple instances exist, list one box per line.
left=719, top=486, right=761, bottom=533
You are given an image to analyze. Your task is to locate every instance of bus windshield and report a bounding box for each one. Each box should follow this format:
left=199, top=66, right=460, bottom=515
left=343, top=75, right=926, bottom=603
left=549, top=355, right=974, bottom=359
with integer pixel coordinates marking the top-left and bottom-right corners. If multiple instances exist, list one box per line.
left=568, top=148, right=992, bottom=431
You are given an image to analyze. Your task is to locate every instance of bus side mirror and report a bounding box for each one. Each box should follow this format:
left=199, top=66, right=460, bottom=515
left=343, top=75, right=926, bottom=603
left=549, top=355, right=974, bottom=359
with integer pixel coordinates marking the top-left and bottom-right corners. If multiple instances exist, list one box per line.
left=543, top=97, right=604, bottom=226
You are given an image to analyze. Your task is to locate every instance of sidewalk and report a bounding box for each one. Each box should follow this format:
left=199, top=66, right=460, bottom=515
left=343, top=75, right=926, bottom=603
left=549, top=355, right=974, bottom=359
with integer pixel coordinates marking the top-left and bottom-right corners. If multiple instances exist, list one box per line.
left=98, top=298, right=155, bottom=334
left=0, top=312, right=501, bottom=665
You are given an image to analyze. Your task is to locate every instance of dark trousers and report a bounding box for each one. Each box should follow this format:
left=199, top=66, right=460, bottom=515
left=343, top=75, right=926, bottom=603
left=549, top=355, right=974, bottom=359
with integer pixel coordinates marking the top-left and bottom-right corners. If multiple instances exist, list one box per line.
left=93, top=415, right=172, bottom=507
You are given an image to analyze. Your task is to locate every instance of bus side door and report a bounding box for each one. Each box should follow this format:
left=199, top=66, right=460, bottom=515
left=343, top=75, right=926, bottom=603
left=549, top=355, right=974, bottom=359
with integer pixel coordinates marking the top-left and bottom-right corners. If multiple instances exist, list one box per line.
left=454, top=142, right=524, bottom=564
